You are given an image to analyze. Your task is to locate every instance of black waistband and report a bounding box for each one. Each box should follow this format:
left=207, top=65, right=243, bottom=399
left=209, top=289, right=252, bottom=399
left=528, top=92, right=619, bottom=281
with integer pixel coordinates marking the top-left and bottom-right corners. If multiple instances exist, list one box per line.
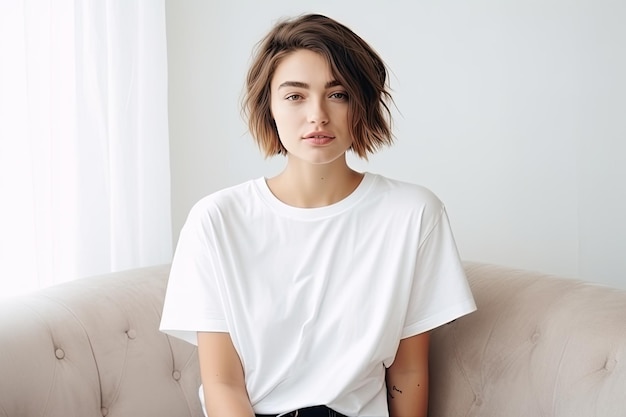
left=256, top=405, right=346, bottom=417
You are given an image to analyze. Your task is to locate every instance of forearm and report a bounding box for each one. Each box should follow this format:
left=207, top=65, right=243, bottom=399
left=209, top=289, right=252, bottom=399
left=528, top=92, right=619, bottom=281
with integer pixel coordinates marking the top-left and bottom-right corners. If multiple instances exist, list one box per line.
left=386, top=369, right=429, bottom=417
left=385, top=331, right=430, bottom=417
left=202, top=382, right=255, bottom=417
left=197, top=332, right=254, bottom=417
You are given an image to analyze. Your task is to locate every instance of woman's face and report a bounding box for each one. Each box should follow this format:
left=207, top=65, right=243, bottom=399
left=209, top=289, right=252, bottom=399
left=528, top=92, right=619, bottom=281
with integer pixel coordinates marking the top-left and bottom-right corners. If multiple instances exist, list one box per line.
left=269, top=49, right=352, bottom=166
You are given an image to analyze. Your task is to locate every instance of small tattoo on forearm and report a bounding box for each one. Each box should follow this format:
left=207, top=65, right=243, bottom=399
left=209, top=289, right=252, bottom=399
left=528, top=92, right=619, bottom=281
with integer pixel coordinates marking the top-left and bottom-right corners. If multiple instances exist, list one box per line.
left=388, top=385, right=403, bottom=400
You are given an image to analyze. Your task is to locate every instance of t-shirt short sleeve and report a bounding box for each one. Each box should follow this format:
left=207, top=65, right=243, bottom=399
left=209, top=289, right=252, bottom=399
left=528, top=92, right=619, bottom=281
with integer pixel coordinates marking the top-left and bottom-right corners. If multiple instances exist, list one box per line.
left=401, top=207, right=476, bottom=339
left=159, top=201, right=228, bottom=346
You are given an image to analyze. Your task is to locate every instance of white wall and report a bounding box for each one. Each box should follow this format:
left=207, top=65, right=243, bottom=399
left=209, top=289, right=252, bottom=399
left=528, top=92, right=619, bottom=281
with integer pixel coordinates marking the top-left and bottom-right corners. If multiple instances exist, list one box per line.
left=165, top=0, right=626, bottom=289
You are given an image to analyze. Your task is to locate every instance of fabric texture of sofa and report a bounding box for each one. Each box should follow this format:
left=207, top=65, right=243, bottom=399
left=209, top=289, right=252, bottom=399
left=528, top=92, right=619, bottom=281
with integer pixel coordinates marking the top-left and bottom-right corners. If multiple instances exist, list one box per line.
left=0, top=262, right=624, bottom=417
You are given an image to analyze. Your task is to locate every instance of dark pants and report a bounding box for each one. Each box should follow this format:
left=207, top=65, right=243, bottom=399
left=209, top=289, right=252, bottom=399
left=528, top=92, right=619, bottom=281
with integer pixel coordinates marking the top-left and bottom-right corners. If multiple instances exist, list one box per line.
left=256, top=405, right=348, bottom=417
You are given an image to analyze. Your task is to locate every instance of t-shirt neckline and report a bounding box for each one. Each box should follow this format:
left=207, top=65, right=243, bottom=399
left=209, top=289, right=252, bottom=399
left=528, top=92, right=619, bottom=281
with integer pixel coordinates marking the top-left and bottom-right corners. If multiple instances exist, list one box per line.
left=254, top=172, right=376, bottom=220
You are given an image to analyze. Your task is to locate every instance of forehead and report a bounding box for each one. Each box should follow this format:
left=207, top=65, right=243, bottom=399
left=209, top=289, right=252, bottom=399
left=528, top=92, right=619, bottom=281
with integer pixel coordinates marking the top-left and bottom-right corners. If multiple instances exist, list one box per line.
left=271, top=49, right=335, bottom=88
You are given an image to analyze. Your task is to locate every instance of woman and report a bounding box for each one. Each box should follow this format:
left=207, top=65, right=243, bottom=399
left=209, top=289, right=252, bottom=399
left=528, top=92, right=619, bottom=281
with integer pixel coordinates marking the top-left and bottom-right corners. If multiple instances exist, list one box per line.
left=160, top=13, right=476, bottom=417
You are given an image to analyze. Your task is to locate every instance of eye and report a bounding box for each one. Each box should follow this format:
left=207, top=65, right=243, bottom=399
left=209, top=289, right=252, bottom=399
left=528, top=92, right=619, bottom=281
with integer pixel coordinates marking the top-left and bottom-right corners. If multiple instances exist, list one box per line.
left=285, top=94, right=303, bottom=101
left=329, top=91, right=348, bottom=101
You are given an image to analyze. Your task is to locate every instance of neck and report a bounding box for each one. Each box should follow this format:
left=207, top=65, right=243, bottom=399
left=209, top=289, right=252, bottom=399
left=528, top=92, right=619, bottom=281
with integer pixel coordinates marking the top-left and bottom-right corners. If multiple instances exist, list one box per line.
left=267, top=156, right=364, bottom=208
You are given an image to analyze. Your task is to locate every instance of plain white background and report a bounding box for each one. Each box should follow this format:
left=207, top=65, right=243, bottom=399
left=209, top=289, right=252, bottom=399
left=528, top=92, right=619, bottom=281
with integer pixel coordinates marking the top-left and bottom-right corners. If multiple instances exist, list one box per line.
left=164, top=0, right=626, bottom=289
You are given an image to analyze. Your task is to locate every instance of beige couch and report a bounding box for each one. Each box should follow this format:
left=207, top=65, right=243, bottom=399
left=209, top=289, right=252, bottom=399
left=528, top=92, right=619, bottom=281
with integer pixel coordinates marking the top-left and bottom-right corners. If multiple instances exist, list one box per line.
left=1, top=262, right=624, bottom=417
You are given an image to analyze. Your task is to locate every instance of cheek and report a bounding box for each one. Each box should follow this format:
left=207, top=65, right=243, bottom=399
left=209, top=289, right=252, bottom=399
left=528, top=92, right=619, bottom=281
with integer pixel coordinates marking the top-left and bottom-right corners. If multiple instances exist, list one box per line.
left=270, top=109, right=285, bottom=130
left=269, top=111, right=289, bottom=141
left=270, top=104, right=298, bottom=131
left=269, top=99, right=287, bottom=122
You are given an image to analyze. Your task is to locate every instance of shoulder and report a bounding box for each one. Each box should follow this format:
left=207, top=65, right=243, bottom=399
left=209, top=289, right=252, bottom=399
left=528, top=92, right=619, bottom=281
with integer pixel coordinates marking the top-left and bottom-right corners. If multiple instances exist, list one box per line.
left=368, top=173, right=445, bottom=217
left=185, top=178, right=262, bottom=225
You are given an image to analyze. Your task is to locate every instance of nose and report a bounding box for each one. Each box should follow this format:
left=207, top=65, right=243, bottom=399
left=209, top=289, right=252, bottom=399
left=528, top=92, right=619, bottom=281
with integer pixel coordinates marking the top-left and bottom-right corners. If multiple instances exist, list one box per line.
left=307, top=99, right=329, bottom=125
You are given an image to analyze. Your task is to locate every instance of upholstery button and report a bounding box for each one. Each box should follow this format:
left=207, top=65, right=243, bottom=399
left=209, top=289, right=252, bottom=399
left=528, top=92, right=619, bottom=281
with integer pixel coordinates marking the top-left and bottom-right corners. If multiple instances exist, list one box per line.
left=126, top=329, right=137, bottom=339
left=101, top=406, right=108, bottom=416
left=531, top=332, right=540, bottom=343
left=474, top=394, right=483, bottom=406
left=172, top=370, right=182, bottom=381
left=605, top=358, right=617, bottom=372
left=55, top=348, right=65, bottom=359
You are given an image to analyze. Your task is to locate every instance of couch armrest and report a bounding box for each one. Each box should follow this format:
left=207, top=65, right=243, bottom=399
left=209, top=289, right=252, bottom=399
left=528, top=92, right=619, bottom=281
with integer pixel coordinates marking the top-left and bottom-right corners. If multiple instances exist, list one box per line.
left=429, top=262, right=626, bottom=417
left=0, top=265, right=203, bottom=417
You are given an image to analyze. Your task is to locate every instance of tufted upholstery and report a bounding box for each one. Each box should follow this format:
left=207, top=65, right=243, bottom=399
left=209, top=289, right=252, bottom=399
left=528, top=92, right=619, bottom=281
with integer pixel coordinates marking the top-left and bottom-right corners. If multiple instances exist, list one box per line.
left=0, top=265, right=202, bottom=417
left=429, top=262, right=626, bottom=417
left=1, top=262, right=625, bottom=416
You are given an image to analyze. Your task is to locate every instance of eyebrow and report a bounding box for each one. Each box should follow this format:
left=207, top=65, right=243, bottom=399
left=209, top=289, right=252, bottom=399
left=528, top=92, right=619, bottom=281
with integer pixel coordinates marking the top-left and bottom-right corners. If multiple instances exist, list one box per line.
left=278, top=80, right=342, bottom=89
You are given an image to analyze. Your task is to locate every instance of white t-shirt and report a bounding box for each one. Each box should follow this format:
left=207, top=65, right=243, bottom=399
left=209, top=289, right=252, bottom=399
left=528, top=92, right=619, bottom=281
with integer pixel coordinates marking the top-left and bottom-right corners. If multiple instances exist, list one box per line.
left=160, top=172, right=476, bottom=416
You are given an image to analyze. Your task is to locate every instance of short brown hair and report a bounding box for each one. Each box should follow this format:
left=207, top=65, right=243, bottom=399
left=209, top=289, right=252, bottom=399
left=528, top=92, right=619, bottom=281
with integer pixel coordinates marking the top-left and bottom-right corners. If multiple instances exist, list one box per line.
left=243, top=14, right=393, bottom=159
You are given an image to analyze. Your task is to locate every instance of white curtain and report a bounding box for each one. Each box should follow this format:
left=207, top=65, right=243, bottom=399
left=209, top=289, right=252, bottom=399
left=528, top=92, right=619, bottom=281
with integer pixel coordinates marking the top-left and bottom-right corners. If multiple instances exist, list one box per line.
left=0, top=0, right=172, bottom=298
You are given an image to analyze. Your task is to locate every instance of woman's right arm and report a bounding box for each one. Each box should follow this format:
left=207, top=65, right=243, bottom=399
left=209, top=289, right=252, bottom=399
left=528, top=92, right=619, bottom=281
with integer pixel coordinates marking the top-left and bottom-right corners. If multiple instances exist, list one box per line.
left=197, top=332, right=255, bottom=417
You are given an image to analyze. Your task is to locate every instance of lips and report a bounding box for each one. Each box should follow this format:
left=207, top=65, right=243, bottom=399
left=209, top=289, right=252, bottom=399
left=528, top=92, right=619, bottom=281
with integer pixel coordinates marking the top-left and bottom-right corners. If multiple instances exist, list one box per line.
left=303, top=131, right=335, bottom=145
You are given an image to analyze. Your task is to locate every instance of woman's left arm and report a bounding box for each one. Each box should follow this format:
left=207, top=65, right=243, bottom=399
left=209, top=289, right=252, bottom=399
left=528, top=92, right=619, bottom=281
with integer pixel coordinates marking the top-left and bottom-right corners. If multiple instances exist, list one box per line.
left=385, top=331, right=430, bottom=417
